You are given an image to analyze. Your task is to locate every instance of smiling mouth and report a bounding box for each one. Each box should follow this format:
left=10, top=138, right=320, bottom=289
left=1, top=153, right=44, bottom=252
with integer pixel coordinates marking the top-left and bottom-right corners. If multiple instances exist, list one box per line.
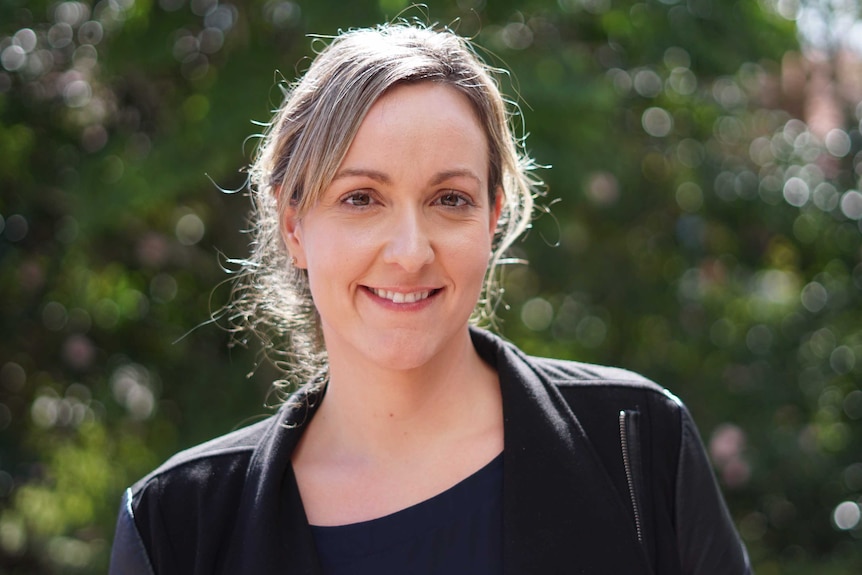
left=367, top=287, right=439, bottom=304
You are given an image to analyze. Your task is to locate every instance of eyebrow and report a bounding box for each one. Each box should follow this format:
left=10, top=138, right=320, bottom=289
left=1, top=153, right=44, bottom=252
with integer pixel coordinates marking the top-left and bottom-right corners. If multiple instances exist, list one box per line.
left=429, top=169, right=482, bottom=186
left=332, top=168, right=482, bottom=186
left=332, top=168, right=390, bottom=184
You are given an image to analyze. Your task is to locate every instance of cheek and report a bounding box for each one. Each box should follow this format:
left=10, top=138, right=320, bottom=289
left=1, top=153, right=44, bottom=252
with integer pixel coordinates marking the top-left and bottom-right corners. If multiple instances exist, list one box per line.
left=295, top=224, right=338, bottom=284
left=445, top=228, right=493, bottom=280
left=300, top=222, right=376, bottom=286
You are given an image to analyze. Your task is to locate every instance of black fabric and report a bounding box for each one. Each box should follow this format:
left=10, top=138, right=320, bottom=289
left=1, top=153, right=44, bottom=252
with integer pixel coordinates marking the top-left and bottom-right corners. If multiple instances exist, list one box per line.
left=109, top=328, right=750, bottom=575
left=109, top=489, right=155, bottom=575
left=310, top=452, right=503, bottom=575
left=676, top=410, right=747, bottom=574
left=553, top=382, right=682, bottom=573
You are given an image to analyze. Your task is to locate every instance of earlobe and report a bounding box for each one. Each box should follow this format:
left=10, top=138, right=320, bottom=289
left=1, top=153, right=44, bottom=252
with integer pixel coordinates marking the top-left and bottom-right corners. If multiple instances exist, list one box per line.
left=281, top=206, right=308, bottom=269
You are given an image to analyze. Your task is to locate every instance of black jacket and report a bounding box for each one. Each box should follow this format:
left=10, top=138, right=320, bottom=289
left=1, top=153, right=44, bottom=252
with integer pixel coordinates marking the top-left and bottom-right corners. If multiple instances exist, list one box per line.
left=110, top=328, right=750, bottom=574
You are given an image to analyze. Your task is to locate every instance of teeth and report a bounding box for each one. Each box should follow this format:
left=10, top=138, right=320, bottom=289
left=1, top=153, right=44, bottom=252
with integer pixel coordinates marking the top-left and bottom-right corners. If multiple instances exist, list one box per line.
left=371, top=288, right=432, bottom=303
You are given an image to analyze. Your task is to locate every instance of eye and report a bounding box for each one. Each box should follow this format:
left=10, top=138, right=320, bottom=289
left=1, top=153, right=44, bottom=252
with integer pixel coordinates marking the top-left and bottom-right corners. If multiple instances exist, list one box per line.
left=343, top=191, right=373, bottom=207
left=437, top=191, right=470, bottom=207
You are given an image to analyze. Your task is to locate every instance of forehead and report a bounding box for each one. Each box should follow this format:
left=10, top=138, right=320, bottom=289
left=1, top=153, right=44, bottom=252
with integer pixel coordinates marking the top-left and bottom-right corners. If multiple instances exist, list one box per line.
left=367, top=81, right=483, bottom=126
left=340, top=82, right=489, bottom=172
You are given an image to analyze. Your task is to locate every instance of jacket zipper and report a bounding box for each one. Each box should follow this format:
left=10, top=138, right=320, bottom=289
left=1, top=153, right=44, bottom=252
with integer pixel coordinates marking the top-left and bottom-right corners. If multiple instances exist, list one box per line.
left=619, top=409, right=643, bottom=543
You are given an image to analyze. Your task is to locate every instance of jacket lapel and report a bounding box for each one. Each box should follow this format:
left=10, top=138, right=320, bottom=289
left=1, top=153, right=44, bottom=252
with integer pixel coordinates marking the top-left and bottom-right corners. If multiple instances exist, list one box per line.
left=473, top=330, right=652, bottom=574
left=222, top=389, right=324, bottom=575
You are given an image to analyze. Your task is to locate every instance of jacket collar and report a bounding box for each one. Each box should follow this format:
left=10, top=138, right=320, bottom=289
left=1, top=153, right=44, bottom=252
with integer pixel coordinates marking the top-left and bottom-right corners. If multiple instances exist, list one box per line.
left=224, top=328, right=649, bottom=574
left=222, top=388, right=323, bottom=574
left=473, top=329, right=651, bottom=574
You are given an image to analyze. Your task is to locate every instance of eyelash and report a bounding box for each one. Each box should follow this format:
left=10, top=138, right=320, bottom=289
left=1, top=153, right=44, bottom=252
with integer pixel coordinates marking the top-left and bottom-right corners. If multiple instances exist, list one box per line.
left=435, top=191, right=472, bottom=208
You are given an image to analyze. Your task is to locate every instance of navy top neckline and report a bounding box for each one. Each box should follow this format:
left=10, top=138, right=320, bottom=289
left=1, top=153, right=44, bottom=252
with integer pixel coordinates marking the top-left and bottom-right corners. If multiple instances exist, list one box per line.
left=309, top=452, right=504, bottom=575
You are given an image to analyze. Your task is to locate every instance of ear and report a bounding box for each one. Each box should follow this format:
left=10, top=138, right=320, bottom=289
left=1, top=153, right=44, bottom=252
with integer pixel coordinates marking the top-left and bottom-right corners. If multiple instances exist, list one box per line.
left=281, top=205, right=308, bottom=269
left=489, top=187, right=504, bottom=237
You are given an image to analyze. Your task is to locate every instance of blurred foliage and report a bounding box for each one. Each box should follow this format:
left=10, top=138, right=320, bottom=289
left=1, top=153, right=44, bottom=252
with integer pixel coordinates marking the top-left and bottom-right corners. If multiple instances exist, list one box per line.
left=1, top=0, right=861, bottom=573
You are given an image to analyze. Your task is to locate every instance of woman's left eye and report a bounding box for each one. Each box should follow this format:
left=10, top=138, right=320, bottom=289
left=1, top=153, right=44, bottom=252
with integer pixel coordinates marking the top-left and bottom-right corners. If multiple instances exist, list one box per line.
left=437, top=192, right=469, bottom=207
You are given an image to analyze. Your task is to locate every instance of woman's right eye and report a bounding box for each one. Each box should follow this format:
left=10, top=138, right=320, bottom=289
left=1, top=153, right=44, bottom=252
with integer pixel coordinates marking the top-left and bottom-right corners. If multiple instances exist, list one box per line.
left=343, top=191, right=372, bottom=207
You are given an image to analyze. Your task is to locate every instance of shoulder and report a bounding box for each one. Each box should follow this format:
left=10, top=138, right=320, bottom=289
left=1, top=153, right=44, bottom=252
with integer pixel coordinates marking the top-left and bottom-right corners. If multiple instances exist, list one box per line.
left=113, top=385, right=323, bottom=574
left=129, top=384, right=322, bottom=507
left=529, top=353, right=686, bottom=444
left=503, top=337, right=680, bottom=402
left=472, top=326, right=683, bottom=412
left=527, top=353, right=682, bottom=407
left=118, top=413, right=284, bottom=573
left=525, top=353, right=665, bottom=391
left=131, top=415, right=276, bottom=497
left=125, top=413, right=286, bottom=549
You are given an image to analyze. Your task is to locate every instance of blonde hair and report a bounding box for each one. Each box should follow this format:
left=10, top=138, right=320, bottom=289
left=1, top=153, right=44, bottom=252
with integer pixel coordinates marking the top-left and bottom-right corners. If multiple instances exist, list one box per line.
left=227, top=22, right=541, bottom=392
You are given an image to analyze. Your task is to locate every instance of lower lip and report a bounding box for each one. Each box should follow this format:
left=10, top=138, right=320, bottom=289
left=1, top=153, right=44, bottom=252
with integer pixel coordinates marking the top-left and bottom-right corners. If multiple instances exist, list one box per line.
left=362, top=287, right=441, bottom=311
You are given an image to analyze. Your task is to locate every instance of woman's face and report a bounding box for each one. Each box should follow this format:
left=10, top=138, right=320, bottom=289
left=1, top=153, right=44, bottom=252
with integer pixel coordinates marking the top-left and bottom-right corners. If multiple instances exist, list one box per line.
left=283, top=82, right=502, bottom=372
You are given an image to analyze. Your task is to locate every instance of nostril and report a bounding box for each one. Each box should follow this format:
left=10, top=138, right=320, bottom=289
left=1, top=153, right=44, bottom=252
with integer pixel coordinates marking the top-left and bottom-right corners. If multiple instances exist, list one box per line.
left=382, top=226, right=435, bottom=269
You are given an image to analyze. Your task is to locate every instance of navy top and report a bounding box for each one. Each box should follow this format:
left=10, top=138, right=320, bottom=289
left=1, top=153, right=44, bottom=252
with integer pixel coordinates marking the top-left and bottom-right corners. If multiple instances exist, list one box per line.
left=310, top=453, right=504, bottom=575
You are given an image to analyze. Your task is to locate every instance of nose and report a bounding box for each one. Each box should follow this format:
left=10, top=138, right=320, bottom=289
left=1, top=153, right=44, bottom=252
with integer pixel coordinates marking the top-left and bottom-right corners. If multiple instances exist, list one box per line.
left=382, top=207, right=435, bottom=272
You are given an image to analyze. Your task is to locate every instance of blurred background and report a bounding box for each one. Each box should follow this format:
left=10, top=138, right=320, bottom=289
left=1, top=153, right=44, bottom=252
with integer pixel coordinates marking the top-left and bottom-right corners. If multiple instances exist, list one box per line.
left=2, top=0, right=862, bottom=572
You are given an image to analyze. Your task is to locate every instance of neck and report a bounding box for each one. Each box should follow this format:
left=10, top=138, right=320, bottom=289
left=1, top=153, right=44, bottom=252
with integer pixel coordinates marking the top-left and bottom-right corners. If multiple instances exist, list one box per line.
left=305, top=328, right=499, bottom=462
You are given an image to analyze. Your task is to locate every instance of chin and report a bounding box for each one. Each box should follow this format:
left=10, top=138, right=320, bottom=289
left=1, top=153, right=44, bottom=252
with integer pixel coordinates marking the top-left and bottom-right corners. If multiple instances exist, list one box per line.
left=359, top=327, right=466, bottom=373
left=321, top=317, right=474, bottom=374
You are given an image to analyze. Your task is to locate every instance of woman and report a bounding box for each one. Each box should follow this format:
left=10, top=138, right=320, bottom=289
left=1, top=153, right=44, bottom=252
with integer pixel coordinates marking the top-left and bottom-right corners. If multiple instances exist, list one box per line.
left=110, top=23, right=750, bottom=575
